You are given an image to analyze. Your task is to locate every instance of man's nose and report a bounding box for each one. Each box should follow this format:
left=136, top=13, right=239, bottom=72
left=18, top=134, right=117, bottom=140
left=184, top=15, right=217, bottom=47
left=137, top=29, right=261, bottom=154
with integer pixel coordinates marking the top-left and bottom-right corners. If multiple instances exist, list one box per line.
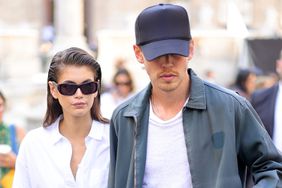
left=161, top=54, right=174, bottom=67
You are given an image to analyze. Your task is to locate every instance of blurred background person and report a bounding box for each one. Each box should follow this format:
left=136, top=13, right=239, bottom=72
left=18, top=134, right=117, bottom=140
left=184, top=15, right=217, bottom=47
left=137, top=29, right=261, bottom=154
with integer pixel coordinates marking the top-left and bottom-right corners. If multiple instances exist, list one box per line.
left=251, top=50, right=282, bottom=152
left=101, top=68, right=135, bottom=119
left=229, top=68, right=257, bottom=100
left=0, top=91, right=25, bottom=188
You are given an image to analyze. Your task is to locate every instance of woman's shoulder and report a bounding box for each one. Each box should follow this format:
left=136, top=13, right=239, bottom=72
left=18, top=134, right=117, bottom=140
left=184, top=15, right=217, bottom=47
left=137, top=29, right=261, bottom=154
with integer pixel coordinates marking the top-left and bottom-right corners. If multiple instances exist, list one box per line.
left=23, top=127, right=45, bottom=141
left=17, top=127, right=46, bottom=153
left=92, top=120, right=110, bottom=132
left=91, top=120, right=110, bottom=140
left=22, top=122, right=58, bottom=144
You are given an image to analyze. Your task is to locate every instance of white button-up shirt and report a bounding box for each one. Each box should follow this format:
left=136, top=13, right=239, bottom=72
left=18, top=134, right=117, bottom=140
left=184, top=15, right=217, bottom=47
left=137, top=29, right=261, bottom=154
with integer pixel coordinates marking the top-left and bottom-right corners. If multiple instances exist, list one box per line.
left=13, top=116, right=110, bottom=188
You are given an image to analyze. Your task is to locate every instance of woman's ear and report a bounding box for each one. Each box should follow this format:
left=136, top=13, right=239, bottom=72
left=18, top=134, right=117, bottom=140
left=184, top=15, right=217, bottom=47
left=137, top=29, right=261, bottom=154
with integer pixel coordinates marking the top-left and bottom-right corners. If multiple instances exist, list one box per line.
left=133, top=45, right=145, bottom=64
left=48, top=81, right=58, bottom=99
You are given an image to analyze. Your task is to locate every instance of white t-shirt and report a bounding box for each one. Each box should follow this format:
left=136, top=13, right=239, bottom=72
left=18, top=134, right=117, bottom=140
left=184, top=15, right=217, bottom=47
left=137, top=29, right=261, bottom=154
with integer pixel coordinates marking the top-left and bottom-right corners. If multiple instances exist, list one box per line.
left=142, top=101, right=192, bottom=188
left=13, top=116, right=110, bottom=188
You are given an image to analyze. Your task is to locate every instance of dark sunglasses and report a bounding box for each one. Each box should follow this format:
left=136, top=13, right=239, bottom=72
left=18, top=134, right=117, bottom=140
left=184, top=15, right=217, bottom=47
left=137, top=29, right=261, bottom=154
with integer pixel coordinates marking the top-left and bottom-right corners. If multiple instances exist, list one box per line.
left=52, top=81, right=99, bottom=96
left=115, top=81, right=131, bottom=86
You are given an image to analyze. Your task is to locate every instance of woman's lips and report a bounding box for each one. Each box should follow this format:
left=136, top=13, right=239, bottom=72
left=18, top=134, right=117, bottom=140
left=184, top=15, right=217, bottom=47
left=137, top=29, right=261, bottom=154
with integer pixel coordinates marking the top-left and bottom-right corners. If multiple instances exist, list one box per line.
left=72, top=102, right=86, bottom=108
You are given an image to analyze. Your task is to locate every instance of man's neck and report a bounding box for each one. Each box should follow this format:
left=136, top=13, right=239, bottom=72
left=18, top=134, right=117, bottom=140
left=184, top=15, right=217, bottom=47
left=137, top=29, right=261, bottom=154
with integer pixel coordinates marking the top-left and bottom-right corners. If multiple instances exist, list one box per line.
left=150, top=81, right=190, bottom=120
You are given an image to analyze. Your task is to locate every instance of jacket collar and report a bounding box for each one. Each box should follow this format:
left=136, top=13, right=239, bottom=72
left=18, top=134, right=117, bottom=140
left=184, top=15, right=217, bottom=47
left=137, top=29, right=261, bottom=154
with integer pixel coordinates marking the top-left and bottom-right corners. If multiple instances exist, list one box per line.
left=186, top=69, right=206, bottom=110
left=123, top=85, right=152, bottom=118
left=123, top=69, right=206, bottom=118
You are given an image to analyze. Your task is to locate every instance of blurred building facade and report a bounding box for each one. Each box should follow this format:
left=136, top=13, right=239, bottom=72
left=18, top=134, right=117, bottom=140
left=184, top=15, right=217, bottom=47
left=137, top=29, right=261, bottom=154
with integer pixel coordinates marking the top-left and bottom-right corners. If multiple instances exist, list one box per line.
left=0, top=0, right=282, bottom=130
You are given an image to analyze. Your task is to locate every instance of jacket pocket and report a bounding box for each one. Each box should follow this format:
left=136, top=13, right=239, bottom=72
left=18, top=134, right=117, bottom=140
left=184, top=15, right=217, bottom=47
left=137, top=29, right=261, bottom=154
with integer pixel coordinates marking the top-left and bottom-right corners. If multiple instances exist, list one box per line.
left=212, top=131, right=224, bottom=149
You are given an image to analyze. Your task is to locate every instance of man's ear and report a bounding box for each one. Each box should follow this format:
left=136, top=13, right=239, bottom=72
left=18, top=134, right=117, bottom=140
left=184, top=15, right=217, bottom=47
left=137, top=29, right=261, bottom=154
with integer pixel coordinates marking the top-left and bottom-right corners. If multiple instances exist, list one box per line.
left=133, top=45, right=145, bottom=64
left=187, top=39, right=195, bottom=61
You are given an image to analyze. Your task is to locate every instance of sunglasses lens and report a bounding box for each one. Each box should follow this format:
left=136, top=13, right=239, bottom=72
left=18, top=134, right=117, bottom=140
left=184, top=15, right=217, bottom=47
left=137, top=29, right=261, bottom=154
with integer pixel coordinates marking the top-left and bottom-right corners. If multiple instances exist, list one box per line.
left=57, top=84, right=78, bottom=96
left=115, top=81, right=131, bottom=86
left=80, top=82, right=98, bottom=95
left=56, top=82, right=98, bottom=96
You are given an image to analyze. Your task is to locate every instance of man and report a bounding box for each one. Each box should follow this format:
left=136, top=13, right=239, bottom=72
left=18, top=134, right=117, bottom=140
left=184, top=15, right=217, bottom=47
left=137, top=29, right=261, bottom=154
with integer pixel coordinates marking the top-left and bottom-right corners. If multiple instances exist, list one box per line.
left=251, top=50, right=282, bottom=152
left=108, top=4, right=282, bottom=188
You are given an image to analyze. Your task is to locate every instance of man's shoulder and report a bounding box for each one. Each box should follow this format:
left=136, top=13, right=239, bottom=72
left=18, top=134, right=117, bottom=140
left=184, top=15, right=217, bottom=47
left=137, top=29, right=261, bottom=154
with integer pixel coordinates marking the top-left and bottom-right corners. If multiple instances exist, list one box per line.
left=204, top=81, right=245, bottom=102
left=189, top=69, right=244, bottom=102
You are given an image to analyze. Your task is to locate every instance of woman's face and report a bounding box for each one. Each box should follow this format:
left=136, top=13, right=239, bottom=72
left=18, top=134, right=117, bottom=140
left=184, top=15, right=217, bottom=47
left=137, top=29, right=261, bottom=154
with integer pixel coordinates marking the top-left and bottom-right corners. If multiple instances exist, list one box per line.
left=245, top=73, right=257, bottom=94
left=49, top=65, right=97, bottom=119
left=114, top=74, right=132, bottom=98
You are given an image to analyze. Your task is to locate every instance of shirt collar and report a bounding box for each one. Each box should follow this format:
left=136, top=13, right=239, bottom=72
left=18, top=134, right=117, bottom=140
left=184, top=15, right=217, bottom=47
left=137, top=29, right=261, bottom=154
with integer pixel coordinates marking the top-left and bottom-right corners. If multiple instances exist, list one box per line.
left=48, top=115, right=105, bottom=145
left=88, top=121, right=105, bottom=141
left=48, top=115, right=64, bottom=145
left=185, top=69, right=206, bottom=110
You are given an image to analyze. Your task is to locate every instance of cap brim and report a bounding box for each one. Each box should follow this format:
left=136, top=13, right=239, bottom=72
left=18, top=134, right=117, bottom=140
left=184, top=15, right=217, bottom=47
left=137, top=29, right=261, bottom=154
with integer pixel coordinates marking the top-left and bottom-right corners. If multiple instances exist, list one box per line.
left=140, top=39, right=190, bottom=61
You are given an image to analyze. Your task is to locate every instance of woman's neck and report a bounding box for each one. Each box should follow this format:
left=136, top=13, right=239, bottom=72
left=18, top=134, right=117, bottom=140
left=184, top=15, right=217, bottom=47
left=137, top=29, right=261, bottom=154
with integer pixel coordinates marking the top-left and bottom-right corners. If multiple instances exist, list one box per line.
left=59, top=115, right=92, bottom=140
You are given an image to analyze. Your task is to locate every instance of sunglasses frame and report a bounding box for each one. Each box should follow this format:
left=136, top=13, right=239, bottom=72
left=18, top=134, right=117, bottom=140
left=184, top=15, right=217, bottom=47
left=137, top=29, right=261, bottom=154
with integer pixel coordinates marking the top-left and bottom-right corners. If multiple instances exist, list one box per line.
left=52, top=81, right=99, bottom=96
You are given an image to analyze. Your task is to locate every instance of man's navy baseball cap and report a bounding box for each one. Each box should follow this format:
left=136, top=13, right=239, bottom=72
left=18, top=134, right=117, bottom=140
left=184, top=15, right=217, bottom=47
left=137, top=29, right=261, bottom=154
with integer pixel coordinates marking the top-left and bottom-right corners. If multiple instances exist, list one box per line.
left=135, top=3, right=192, bottom=61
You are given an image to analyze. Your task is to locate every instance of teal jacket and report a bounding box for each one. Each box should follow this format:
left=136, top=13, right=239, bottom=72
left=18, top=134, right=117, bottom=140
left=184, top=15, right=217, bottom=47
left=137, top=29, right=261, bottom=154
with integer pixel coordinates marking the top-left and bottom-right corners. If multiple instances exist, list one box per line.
left=108, top=69, right=282, bottom=188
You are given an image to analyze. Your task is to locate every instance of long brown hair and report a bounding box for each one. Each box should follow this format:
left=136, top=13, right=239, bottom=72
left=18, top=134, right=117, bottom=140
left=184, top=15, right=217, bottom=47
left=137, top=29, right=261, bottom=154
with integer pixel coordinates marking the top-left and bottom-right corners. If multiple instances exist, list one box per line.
left=43, top=47, right=108, bottom=127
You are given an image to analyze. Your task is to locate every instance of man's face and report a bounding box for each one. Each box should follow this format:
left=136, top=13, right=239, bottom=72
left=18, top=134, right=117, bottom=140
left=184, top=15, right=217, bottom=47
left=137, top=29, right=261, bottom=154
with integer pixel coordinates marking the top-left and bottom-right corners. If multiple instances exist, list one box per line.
left=143, top=54, right=189, bottom=92
left=133, top=41, right=194, bottom=93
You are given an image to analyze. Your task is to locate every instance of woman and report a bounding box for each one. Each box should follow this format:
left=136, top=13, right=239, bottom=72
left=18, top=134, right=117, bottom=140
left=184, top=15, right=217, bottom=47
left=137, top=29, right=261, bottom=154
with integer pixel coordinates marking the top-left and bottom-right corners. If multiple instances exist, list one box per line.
left=0, top=91, right=25, bottom=188
left=230, top=69, right=257, bottom=100
left=13, top=47, right=110, bottom=188
left=101, top=68, right=135, bottom=119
